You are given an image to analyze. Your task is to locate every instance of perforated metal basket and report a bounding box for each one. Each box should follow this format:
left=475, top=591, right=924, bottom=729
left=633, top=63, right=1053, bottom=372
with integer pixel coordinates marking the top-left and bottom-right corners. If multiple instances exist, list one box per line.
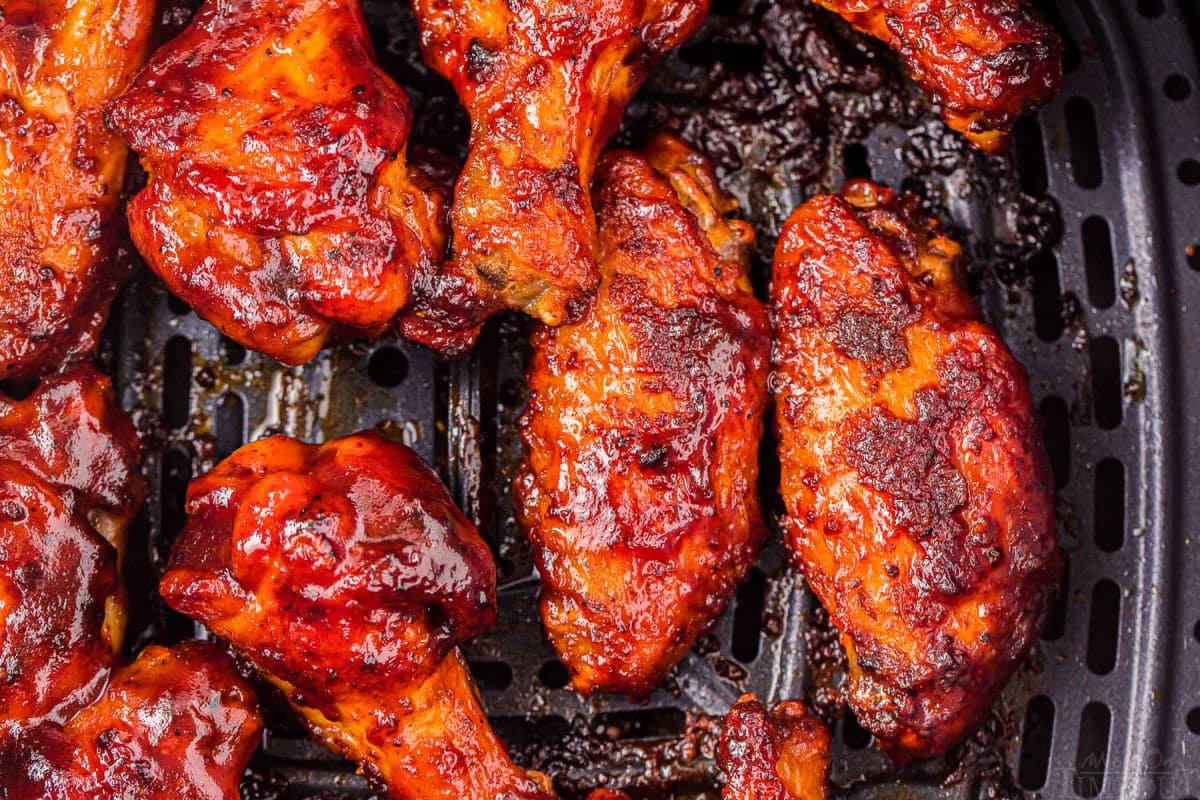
left=106, top=0, right=1200, bottom=797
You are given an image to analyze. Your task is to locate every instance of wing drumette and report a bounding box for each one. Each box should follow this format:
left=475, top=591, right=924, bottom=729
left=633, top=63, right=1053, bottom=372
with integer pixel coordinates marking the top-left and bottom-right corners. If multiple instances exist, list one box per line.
left=410, top=0, right=710, bottom=334
left=107, top=0, right=448, bottom=364
left=515, top=135, right=770, bottom=695
left=810, top=0, right=1061, bottom=151
left=1, top=642, right=263, bottom=800
left=0, top=0, right=154, bottom=380
left=159, top=432, right=554, bottom=800
left=0, top=366, right=145, bottom=727
left=718, top=694, right=831, bottom=800
left=770, top=180, right=1061, bottom=758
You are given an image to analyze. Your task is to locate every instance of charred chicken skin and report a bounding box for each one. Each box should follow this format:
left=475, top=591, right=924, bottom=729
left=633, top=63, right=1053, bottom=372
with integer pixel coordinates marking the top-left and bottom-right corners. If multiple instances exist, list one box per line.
left=107, top=0, right=449, bottom=365
left=718, top=694, right=831, bottom=800
left=1, top=642, right=263, bottom=800
left=411, top=0, right=710, bottom=332
left=515, top=134, right=770, bottom=696
left=0, top=0, right=154, bottom=380
left=0, top=366, right=145, bottom=728
left=770, top=180, right=1061, bottom=758
left=159, top=432, right=554, bottom=800
left=811, top=0, right=1061, bottom=151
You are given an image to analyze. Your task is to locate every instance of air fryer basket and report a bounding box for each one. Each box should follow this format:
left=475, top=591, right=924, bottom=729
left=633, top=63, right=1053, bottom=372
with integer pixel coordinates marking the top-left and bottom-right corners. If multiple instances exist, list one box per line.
left=105, top=0, right=1200, bottom=797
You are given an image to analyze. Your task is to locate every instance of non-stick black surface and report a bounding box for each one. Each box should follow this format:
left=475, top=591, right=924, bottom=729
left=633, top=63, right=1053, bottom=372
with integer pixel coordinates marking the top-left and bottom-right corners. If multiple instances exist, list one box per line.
left=105, top=0, right=1200, bottom=797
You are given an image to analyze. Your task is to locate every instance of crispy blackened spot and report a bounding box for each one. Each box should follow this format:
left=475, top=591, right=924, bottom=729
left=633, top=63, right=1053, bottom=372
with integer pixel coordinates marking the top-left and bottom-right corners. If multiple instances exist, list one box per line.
left=545, top=162, right=585, bottom=209
left=839, top=405, right=966, bottom=542
left=839, top=405, right=993, bottom=604
left=829, top=307, right=909, bottom=371
left=464, top=39, right=497, bottom=84
left=637, top=443, right=670, bottom=469
left=619, top=273, right=739, bottom=400
left=933, top=345, right=1013, bottom=415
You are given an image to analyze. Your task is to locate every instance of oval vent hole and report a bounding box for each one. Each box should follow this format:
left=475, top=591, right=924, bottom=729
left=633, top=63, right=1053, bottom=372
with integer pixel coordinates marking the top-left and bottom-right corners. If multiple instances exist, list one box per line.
left=162, top=336, right=192, bottom=430
left=842, top=142, right=871, bottom=181
left=1014, top=116, right=1049, bottom=194
left=1065, top=98, right=1103, bottom=189
left=1091, top=336, right=1123, bottom=430
left=1040, top=395, right=1070, bottom=488
left=215, top=393, right=246, bottom=462
left=469, top=660, right=513, bottom=691
left=1042, top=557, right=1070, bottom=642
left=1086, top=579, right=1120, bottom=675
left=1073, top=702, right=1112, bottom=798
left=1082, top=216, right=1116, bottom=309
left=842, top=714, right=872, bottom=750
left=368, top=346, right=410, bottom=388
left=160, top=446, right=192, bottom=548
left=1031, top=249, right=1064, bottom=342
left=1094, top=458, right=1125, bottom=552
left=1018, top=695, right=1055, bottom=790
left=731, top=567, right=767, bottom=664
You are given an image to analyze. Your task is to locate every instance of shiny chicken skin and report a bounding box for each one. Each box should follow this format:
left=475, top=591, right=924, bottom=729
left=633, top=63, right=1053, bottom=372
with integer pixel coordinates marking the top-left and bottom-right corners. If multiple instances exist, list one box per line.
left=160, top=432, right=554, bottom=800
left=0, top=366, right=145, bottom=728
left=515, top=134, right=770, bottom=696
left=0, top=0, right=154, bottom=380
left=1, top=642, right=263, bottom=800
left=811, top=0, right=1061, bottom=151
left=412, top=0, right=709, bottom=331
left=107, top=0, right=448, bottom=365
left=770, top=180, right=1061, bottom=758
left=718, top=694, right=831, bottom=800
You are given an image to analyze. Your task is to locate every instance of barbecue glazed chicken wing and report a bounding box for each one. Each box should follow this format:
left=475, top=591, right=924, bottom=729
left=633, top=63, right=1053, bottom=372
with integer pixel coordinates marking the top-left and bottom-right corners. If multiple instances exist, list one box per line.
left=0, top=366, right=145, bottom=728
left=515, top=134, right=770, bottom=696
left=412, top=0, right=710, bottom=333
left=0, top=372, right=260, bottom=797
left=718, top=694, right=831, bottom=800
left=770, top=180, right=1061, bottom=758
left=2, top=642, right=263, bottom=800
left=811, top=0, right=1061, bottom=151
left=107, top=0, right=448, bottom=365
left=0, top=0, right=154, bottom=380
left=160, top=432, right=554, bottom=800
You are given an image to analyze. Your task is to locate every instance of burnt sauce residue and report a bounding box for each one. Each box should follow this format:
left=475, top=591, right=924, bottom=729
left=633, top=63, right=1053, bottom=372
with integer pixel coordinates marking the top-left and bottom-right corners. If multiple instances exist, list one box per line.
left=140, top=0, right=1064, bottom=797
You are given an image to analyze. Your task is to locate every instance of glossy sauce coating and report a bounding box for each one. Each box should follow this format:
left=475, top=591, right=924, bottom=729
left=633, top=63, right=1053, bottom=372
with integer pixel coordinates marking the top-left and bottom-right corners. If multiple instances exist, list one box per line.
left=1, top=642, right=263, bottom=800
left=0, top=0, right=154, bottom=380
left=718, top=694, right=831, bottom=800
left=515, top=134, right=770, bottom=696
left=107, top=0, right=448, bottom=365
left=0, top=366, right=145, bottom=727
left=160, top=432, right=553, bottom=800
left=770, top=180, right=1061, bottom=758
left=811, top=0, right=1061, bottom=151
left=412, top=0, right=709, bottom=329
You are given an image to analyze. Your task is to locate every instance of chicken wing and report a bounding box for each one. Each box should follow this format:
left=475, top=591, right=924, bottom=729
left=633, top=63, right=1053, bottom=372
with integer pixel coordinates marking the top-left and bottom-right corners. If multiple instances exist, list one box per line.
left=718, top=694, right=831, bottom=800
left=810, top=0, right=1061, bottom=151
left=514, top=134, right=770, bottom=696
left=411, top=0, right=710, bottom=331
left=1, top=642, right=263, bottom=800
left=0, top=366, right=145, bottom=727
left=770, top=180, right=1061, bottom=758
left=107, top=0, right=449, bottom=365
left=0, top=0, right=154, bottom=380
left=159, top=432, right=554, bottom=800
